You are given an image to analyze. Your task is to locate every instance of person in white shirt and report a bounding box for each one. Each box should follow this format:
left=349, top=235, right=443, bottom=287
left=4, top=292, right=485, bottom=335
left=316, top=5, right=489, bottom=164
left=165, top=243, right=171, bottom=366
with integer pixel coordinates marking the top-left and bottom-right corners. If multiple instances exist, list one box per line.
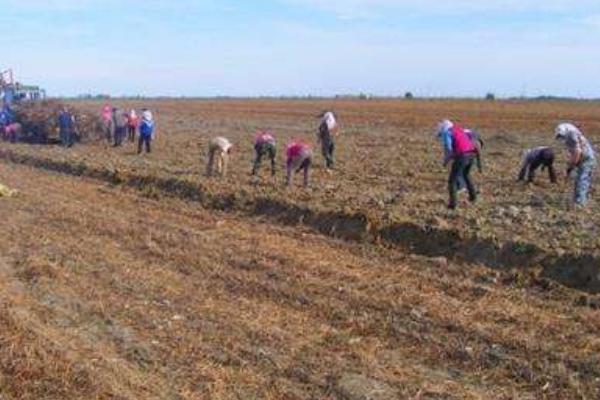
left=317, top=110, right=339, bottom=170
left=555, top=123, right=596, bottom=206
left=207, top=137, right=233, bottom=177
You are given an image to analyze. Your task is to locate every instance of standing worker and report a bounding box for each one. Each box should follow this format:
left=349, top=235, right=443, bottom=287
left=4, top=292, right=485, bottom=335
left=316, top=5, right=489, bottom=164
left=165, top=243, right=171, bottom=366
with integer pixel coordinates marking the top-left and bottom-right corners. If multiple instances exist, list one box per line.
left=58, top=107, right=75, bottom=148
left=112, top=108, right=128, bottom=147
left=555, top=123, right=596, bottom=206
left=138, top=109, right=154, bottom=154
left=102, top=105, right=113, bottom=144
left=317, top=110, right=339, bottom=170
left=127, top=109, right=139, bottom=142
left=206, top=137, right=233, bottom=177
left=252, top=130, right=277, bottom=177
left=437, top=119, right=478, bottom=209
left=286, top=140, right=313, bottom=187
left=518, top=146, right=557, bottom=184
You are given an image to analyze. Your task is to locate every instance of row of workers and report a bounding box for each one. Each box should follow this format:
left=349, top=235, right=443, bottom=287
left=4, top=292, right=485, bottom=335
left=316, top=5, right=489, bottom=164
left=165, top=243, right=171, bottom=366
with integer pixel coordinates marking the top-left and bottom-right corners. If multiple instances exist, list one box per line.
left=438, top=120, right=596, bottom=208
left=101, top=105, right=156, bottom=153
left=207, top=111, right=339, bottom=187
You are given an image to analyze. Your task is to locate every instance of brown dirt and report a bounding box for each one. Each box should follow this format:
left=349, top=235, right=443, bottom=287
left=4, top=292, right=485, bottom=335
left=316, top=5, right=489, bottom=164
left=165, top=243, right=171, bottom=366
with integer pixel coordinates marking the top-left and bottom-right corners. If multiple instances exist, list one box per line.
left=0, top=99, right=599, bottom=399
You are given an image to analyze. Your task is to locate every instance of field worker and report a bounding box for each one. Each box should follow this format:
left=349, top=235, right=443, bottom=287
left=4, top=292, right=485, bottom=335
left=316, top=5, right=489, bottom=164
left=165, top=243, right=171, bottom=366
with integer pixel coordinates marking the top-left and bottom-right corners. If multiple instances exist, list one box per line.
left=252, top=130, right=277, bottom=176
left=286, top=140, right=313, bottom=187
left=4, top=122, right=22, bottom=143
left=317, top=110, right=339, bottom=170
left=58, top=108, right=75, bottom=148
left=102, top=105, right=113, bottom=143
left=127, top=109, right=139, bottom=142
left=0, top=108, right=9, bottom=136
left=138, top=110, right=154, bottom=154
left=518, top=146, right=557, bottom=184
left=555, top=123, right=596, bottom=206
left=207, top=137, right=233, bottom=177
left=112, top=108, right=128, bottom=147
left=438, top=119, right=478, bottom=209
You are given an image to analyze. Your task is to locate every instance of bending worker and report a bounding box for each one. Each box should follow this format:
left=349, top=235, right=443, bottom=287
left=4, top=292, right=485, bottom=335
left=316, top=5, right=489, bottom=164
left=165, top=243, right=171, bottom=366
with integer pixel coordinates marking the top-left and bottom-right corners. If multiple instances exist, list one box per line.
left=555, top=123, right=596, bottom=206
left=317, top=110, right=339, bottom=170
left=207, top=137, right=233, bottom=177
left=518, top=146, right=557, bottom=183
left=252, top=130, right=277, bottom=177
left=437, top=119, right=478, bottom=209
left=286, top=140, right=313, bottom=187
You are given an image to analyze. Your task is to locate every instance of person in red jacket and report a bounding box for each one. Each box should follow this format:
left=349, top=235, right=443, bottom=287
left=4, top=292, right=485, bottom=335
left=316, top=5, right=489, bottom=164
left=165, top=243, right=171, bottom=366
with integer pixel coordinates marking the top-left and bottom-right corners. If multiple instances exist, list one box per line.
left=127, top=109, right=139, bottom=142
left=437, top=119, right=478, bottom=209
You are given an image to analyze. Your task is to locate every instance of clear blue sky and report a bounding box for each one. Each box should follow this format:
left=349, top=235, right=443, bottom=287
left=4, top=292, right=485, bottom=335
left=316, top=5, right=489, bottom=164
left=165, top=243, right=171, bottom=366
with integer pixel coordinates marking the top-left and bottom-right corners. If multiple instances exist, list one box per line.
left=2, top=0, right=599, bottom=97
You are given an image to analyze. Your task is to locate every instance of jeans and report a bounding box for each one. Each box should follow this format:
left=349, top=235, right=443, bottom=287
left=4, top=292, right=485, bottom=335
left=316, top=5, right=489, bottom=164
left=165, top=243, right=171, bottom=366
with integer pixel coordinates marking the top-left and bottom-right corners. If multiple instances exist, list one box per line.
left=448, top=154, right=477, bottom=208
left=138, top=134, right=151, bottom=154
left=60, top=128, right=73, bottom=147
left=574, top=157, right=596, bottom=205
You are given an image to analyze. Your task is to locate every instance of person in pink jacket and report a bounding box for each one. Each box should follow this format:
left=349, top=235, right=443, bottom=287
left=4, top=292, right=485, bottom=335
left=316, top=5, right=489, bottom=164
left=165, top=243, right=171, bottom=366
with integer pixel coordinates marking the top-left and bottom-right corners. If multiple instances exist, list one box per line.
left=101, top=105, right=113, bottom=143
left=286, top=141, right=313, bottom=187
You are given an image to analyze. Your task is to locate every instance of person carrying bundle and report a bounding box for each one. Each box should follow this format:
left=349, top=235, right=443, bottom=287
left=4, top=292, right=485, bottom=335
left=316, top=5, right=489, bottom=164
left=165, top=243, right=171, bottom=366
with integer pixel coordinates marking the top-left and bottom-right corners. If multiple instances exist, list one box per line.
left=252, top=130, right=277, bottom=177
left=437, top=119, right=478, bottom=209
left=207, top=137, right=233, bottom=177
left=317, top=110, right=339, bottom=170
left=518, top=146, right=557, bottom=183
left=555, top=123, right=596, bottom=206
left=286, top=140, right=313, bottom=187
left=138, top=110, right=154, bottom=154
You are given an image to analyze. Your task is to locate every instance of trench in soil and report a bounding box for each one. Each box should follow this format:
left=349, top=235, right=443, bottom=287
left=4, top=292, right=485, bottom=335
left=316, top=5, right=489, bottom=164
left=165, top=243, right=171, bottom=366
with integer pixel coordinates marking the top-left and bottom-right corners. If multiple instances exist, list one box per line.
left=1, top=149, right=598, bottom=294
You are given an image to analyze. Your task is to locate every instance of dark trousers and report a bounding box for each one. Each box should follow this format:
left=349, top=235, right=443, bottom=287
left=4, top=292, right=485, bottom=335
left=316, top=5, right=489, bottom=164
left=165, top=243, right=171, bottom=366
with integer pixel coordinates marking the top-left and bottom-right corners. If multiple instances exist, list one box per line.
left=127, top=125, right=137, bottom=142
left=60, top=128, right=73, bottom=147
left=322, top=139, right=335, bottom=169
left=319, top=124, right=335, bottom=169
left=138, top=134, right=151, bottom=153
left=448, top=154, right=477, bottom=208
left=114, top=127, right=126, bottom=146
left=518, top=150, right=556, bottom=183
left=252, top=143, right=276, bottom=176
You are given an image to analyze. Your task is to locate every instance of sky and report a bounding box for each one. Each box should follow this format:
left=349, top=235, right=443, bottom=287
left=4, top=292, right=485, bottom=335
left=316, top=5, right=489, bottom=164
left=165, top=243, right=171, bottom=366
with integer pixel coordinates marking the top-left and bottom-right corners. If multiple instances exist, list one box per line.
left=1, top=0, right=599, bottom=97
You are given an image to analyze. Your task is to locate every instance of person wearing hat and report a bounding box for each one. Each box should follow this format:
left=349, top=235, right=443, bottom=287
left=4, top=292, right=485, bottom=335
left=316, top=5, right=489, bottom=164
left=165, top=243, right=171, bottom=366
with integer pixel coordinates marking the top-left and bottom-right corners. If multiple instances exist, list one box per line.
left=252, top=130, right=277, bottom=177
left=555, top=123, right=596, bottom=206
left=207, top=137, right=233, bottom=177
left=286, top=140, right=313, bottom=187
left=437, top=119, right=478, bottom=209
left=518, top=146, right=557, bottom=184
left=317, top=110, right=339, bottom=170
left=138, top=109, right=155, bottom=154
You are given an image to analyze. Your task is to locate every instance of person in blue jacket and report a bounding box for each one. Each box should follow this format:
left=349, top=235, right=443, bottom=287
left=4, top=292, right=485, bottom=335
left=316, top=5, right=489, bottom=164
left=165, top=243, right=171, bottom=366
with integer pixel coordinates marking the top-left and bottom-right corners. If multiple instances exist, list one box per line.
left=138, top=109, right=155, bottom=154
left=58, top=107, right=75, bottom=148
